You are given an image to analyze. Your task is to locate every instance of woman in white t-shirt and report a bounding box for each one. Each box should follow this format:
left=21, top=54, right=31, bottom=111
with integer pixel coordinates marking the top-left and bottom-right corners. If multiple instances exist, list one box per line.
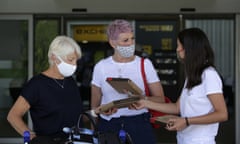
left=91, top=19, right=165, bottom=144
left=132, top=28, right=228, bottom=144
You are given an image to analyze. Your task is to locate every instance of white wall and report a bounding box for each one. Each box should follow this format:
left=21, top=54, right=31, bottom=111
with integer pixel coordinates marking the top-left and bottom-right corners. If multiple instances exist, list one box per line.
left=0, top=0, right=240, bottom=13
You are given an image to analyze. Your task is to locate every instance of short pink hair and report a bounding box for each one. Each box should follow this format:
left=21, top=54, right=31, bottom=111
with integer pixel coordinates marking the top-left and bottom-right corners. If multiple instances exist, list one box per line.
left=106, top=19, right=133, bottom=40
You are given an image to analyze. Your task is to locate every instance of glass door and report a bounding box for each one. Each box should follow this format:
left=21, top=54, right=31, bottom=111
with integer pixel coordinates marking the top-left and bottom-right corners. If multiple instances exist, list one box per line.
left=0, top=15, right=33, bottom=144
left=66, top=20, right=113, bottom=110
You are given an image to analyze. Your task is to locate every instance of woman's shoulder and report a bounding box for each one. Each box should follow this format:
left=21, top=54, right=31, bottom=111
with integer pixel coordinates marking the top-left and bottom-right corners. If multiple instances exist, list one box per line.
left=26, top=73, right=51, bottom=85
left=139, top=56, right=155, bottom=67
left=94, top=56, right=113, bottom=68
left=202, top=66, right=221, bottom=80
left=203, top=66, right=218, bottom=75
left=96, top=56, right=112, bottom=64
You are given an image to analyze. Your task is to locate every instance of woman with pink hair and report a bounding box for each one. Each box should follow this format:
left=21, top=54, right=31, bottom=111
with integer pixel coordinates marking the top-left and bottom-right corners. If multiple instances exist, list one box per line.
left=91, top=19, right=165, bottom=144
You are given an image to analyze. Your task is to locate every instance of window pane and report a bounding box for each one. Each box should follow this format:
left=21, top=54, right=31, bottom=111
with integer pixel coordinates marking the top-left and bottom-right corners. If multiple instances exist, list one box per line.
left=0, top=20, right=28, bottom=137
left=34, top=19, right=59, bottom=74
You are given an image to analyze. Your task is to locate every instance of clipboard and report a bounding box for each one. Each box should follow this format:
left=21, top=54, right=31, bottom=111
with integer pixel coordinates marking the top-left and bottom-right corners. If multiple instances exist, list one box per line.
left=106, top=77, right=143, bottom=95
left=99, top=96, right=141, bottom=112
left=150, top=115, right=179, bottom=125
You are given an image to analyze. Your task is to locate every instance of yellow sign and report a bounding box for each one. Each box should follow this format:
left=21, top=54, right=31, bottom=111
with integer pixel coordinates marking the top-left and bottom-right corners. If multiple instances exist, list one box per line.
left=73, top=25, right=108, bottom=42
left=142, top=45, right=152, bottom=55
left=138, top=25, right=174, bottom=32
left=161, top=38, right=172, bottom=50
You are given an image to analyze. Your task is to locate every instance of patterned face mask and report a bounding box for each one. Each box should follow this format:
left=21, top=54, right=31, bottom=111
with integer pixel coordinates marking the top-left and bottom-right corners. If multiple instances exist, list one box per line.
left=116, top=44, right=135, bottom=58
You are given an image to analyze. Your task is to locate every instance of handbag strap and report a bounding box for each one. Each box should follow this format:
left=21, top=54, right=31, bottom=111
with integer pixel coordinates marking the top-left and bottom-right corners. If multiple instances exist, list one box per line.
left=140, top=58, right=150, bottom=96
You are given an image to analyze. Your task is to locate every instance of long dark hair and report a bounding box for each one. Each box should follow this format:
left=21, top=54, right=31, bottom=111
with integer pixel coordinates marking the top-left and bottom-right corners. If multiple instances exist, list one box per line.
left=178, top=28, right=215, bottom=89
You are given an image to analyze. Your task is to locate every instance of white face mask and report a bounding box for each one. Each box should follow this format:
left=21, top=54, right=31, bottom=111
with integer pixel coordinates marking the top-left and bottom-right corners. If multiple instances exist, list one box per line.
left=116, top=44, right=135, bottom=58
left=56, top=56, right=77, bottom=77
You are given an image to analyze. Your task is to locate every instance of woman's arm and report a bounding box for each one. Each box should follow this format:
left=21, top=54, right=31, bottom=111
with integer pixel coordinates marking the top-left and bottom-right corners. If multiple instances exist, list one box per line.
left=7, top=96, right=36, bottom=139
left=133, top=98, right=180, bottom=115
left=91, top=84, right=117, bottom=115
left=166, top=93, right=228, bottom=131
left=187, top=93, right=228, bottom=125
left=147, top=81, right=165, bottom=103
left=143, top=59, right=165, bottom=103
left=91, top=84, right=102, bottom=110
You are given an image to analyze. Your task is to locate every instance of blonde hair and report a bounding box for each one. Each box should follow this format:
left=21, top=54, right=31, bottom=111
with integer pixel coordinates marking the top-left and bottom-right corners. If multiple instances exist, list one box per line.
left=48, top=35, right=82, bottom=65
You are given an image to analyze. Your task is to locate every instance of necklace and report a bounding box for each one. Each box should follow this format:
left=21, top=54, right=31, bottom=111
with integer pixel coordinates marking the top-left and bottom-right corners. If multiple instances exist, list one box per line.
left=117, top=63, right=126, bottom=77
left=118, top=67, right=122, bottom=77
left=53, top=78, right=64, bottom=88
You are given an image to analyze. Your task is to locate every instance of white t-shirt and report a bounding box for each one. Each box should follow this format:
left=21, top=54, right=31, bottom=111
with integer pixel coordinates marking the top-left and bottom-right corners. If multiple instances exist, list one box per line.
left=178, top=67, right=223, bottom=144
left=91, top=56, right=160, bottom=120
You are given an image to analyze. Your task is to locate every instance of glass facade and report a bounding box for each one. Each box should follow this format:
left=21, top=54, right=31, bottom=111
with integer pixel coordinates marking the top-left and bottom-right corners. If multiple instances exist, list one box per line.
left=0, top=20, right=28, bottom=138
left=34, top=19, right=60, bottom=74
left=0, top=14, right=236, bottom=144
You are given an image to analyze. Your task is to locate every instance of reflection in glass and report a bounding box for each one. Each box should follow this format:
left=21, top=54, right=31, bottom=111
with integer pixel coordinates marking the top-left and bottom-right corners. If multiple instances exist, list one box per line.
left=0, top=20, right=28, bottom=137
left=34, top=19, right=59, bottom=74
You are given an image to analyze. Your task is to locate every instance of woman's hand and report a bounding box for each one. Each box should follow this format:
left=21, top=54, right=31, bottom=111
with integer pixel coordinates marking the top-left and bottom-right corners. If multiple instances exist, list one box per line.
left=165, top=117, right=188, bottom=131
left=94, top=106, right=118, bottom=116
left=30, top=132, right=36, bottom=140
left=101, top=107, right=118, bottom=115
left=129, top=99, right=147, bottom=110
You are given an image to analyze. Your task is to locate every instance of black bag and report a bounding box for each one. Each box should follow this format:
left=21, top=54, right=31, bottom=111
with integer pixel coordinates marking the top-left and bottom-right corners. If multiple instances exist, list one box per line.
left=30, top=136, right=66, bottom=144
left=64, top=112, right=133, bottom=144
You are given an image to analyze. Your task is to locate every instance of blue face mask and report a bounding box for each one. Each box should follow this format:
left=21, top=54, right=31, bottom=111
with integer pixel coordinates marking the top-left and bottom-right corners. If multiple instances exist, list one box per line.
left=116, top=44, right=135, bottom=58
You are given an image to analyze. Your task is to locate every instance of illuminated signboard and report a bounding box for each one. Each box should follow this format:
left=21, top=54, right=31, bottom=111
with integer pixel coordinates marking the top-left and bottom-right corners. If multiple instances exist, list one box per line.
left=73, top=25, right=108, bottom=42
left=135, top=21, right=177, bottom=52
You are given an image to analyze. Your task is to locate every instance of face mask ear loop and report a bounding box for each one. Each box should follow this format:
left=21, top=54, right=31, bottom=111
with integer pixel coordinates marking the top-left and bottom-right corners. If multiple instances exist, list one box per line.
left=56, top=55, right=67, bottom=66
left=57, top=55, right=64, bottom=62
left=53, top=55, right=60, bottom=66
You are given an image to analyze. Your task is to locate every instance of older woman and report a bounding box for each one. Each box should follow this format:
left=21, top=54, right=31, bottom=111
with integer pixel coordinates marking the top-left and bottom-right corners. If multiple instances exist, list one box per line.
left=91, top=19, right=165, bottom=144
left=7, top=36, right=83, bottom=144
